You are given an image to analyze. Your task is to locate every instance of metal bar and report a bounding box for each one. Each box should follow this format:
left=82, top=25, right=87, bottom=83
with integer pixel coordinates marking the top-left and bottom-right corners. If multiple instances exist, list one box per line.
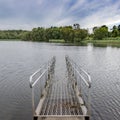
left=88, top=88, right=91, bottom=116
left=32, top=88, right=35, bottom=115
left=65, top=56, right=91, bottom=88
left=77, top=67, right=91, bottom=88
left=30, top=57, right=55, bottom=88
left=34, top=115, right=89, bottom=117
left=29, top=63, right=48, bottom=87
left=75, top=69, right=90, bottom=87
left=31, top=69, right=47, bottom=87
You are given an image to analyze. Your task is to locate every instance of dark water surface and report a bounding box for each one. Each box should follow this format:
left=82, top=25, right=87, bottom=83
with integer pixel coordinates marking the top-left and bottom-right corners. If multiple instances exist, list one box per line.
left=0, top=41, right=120, bottom=120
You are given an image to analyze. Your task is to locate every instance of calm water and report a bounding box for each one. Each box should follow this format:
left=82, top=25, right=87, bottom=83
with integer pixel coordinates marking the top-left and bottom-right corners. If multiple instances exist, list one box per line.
left=0, top=41, right=120, bottom=120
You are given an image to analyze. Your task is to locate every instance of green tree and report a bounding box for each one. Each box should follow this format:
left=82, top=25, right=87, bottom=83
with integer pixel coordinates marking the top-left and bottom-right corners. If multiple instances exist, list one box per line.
left=74, top=29, right=88, bottom=42
left=61, top=26, right=74, bottom=42
left=93, top=25, right=108, bottom=40
left=112, top=25, right=119, bottom=37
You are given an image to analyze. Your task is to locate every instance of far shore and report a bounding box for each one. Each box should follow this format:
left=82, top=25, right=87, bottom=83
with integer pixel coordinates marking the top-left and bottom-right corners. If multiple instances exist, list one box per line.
left=1, top=38, right=120, bottom=47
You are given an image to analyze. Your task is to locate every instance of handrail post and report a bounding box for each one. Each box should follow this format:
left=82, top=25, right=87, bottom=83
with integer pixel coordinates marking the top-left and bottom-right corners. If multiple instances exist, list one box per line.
left=32, top=87, right=35, bottom=116
left=88, top=88, right=91, bottom=119
left=48, top=64, right=51, bottom=80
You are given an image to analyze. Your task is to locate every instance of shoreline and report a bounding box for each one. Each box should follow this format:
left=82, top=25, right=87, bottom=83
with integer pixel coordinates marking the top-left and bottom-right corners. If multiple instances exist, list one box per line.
left=1, top=39, right=120, bottom=47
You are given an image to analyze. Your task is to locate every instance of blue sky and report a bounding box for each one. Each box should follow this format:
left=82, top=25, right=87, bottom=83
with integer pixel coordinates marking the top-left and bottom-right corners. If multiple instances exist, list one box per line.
left=0, top=0, right=120, bottom=30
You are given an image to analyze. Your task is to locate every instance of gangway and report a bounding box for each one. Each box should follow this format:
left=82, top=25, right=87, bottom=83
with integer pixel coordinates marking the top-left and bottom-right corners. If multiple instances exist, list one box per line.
left=29, top=56, right=91, bottom=120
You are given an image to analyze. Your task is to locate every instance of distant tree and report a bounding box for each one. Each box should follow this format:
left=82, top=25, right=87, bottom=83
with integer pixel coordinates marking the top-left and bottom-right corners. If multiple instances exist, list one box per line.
left=22, top=31, right=32, bottom=41
left=73, top=23, right=80, bottom=29
left=0, top=30, right=28, bottom=39
left=113, top=25, right=117, bottom=30
left=30, top=27, right=47, bottom=41
left=45, top=28, right=51, bottom=41
left=93, top=25, right=108, bottom=40
left=61, top=26, right=74, bottom=42
left=118, top=25, right=120, bottom=31
left=117, top=25, right=120, bottom=36
left=93, top=26, right=98, bottom=32
left=74, top=29, right=88, bottom=42
left=112, top=25, right=119, bottom=37
left=51, top=27, right=61, bottom=39
left=80, top=29, right=88, bottom=40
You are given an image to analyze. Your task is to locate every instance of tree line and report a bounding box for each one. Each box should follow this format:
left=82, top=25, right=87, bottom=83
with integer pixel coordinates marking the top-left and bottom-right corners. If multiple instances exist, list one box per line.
left=93, top=25, right=120, bottom=40
left=0, top=30, right=28, bottom=39
left=22, top=25, right=88, bottom=42
left=0, top=24, right=120, bottom=41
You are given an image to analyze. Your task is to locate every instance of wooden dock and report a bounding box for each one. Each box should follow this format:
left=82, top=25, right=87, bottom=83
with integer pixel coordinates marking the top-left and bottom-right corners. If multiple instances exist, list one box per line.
left=29, top=56, right=91, bottom=120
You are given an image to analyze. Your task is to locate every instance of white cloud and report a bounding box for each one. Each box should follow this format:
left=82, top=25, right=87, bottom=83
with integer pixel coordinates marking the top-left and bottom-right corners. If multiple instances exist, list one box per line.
left=0, top=0, right=120, bottom=30
left=78, top=1, right=120, bottom=28
left=69, top=0, right=85, bottom=11
left=55, top=18, right=73, bottom=26
left=36, top=0, right=44, bottom=5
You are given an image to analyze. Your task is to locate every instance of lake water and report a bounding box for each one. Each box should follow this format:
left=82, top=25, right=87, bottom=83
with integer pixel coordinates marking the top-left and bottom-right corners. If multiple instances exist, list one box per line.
left=0, top=41, right=120, bottom=120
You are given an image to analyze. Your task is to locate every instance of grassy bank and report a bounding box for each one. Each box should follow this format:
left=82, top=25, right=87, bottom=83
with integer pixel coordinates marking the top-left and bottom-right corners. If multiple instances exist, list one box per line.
left=92, top=40, right=120, bottom=44
left=82, top=38, right=120, bottom=47
left=1, top=38, right=120, bottom=47
left=0, top=39, right=21, bottom=41
left=49, top=39, right=65, bottom=43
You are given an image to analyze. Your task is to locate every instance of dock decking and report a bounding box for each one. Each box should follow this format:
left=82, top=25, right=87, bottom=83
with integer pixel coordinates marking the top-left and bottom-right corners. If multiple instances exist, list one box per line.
left=30, top=56, right=91, bottom=120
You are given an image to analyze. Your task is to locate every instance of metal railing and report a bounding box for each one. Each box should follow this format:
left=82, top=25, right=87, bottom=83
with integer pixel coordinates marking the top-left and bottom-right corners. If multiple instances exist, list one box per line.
left=29, top=56, right=91, bottom=120
left=65, top=55, right=91, bottom=117
left=29, top=56, right=56, bottom=116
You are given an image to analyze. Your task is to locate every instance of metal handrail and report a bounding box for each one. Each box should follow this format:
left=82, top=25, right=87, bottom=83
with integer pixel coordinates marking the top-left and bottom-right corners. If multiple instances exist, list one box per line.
left=65, top=55, right=91, bottom=88
left=30, top=57, right=55, bottom=87
left=65, top=55, right=91, bottom=117
left=31, top=69, right=47, bottom=88
left=29, top=56, right=56, bottom=116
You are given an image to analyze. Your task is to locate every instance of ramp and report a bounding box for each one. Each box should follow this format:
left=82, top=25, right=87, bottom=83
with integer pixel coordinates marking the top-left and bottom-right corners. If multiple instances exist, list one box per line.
left=29, top=56, right=91, bottom=120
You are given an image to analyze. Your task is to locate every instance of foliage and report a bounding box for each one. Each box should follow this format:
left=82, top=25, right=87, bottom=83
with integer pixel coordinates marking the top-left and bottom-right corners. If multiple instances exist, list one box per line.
left=61, top=26, right=74, bottom=42
left=1, top=24, right=120, bottom=42
left=0, top=30, right=28, bottom=39
left=111, top=25, right=119, bottom=37
left=74, top=29, right=88, bottom=42
left=21, top=25, right=88, bottom=43
left=93, top=25, right=108, bottom=40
